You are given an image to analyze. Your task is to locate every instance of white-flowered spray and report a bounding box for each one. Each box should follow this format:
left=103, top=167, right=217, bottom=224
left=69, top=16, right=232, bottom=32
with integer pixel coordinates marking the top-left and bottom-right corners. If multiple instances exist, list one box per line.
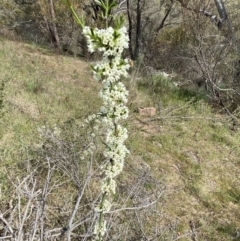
left=63, top=1, right=130, bottom=240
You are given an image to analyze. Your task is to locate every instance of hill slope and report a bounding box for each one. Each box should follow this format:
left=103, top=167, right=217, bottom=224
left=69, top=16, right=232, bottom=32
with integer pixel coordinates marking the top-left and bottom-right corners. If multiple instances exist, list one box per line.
left=1, top=38, right=240, bottom=240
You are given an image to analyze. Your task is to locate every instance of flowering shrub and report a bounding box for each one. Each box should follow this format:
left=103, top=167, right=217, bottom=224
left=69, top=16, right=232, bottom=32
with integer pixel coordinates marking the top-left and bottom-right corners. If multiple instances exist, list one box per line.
left=64, top=1, right=130, bottom=240
left=83, top=25, right=130, bottom=241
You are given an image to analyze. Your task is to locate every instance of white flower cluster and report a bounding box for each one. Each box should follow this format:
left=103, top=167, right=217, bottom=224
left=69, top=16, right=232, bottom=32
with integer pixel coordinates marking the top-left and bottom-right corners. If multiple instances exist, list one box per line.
left=100, top=82, right=128, bottom=106
left=101, top=177, right=116, bottom=194
left=99, top=82, right=129, bottom=122
left=93, top=220, right=107, bottom=238
left=102, top=125, right=129, bottom=178
left=83, top=26, right=130, bottom=83
left=83, top=26, right=128, bottom=55
left=83, top=20, right=130, bottom=241
left=95, top=198, right=112, bottom=213
left=92, top=57, right=129, bottom=83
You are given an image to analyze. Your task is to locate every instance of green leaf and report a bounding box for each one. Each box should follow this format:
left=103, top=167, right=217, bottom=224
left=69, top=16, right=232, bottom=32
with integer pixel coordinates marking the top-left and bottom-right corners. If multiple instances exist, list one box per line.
left=114, top=15, right=125, bottom=29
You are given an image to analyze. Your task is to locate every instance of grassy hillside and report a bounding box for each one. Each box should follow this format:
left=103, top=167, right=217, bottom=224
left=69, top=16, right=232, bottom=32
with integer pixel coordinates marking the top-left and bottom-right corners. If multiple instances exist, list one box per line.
left=1, top=38, right=240, bottom=240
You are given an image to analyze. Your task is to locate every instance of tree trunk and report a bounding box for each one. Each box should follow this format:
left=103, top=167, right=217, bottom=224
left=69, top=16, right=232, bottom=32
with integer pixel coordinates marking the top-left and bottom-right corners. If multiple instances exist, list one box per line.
left=134, top=0, right=141, bottom=60
left=155, top=5, right=172, bottom=33
left=126, top=0, right=134, bottom=59
left=48, top=0, right=60, bottom=50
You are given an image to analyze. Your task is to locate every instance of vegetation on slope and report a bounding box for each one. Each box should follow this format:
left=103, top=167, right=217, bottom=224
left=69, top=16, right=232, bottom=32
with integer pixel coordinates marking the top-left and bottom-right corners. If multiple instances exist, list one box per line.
left=1, top=38, right=240, bottom=240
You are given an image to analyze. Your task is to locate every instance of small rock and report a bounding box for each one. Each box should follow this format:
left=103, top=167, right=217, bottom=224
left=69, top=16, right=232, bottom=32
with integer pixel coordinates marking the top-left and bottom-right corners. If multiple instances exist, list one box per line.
left=138, top=107, right=156, bottom=116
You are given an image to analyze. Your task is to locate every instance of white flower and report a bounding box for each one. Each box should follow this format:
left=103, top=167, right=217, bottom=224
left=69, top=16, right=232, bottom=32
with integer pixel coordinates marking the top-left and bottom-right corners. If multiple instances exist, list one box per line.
left=82, top=26, right=91, bottom=35
left=95, top=199, right=112, bottom=213
left=105, top=126, right=128, bottom=146
left=101, top=178, right=116, bottom=194
left=93, top=220, right=107, bottom=237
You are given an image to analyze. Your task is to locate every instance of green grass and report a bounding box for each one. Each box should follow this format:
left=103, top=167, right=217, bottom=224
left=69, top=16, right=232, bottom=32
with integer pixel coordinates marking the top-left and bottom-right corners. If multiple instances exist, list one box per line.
left=127, top=70, right=240, bottom=240
left=1, top=38, right=240, bottom=240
